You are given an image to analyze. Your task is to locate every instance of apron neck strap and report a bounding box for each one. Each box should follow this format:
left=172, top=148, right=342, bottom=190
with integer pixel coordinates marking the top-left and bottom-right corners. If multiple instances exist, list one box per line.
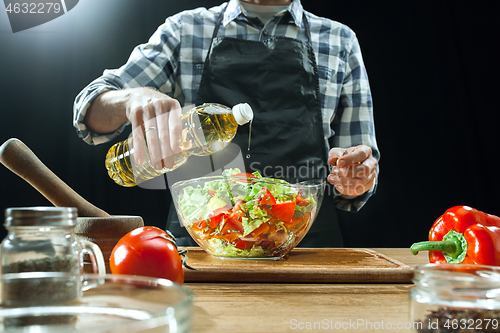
left=212, top=3, right=229, bottom=40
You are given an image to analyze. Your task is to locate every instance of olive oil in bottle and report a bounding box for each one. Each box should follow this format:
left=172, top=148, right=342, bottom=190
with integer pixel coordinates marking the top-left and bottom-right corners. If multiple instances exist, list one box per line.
left=105, top=103, right=253, bottom=187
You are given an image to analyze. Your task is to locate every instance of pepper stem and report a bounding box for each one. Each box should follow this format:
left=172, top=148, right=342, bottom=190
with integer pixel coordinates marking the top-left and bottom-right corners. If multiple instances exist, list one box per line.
left=410, top=229, right=468, bottom=264
left=410, top=240, right=457, bottom=256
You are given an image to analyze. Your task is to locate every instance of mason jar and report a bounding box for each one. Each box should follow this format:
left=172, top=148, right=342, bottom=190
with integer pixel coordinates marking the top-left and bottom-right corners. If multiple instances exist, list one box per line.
left=1, top=207, right=105, bottom=307
left=410, top=263, right=500, bottom=332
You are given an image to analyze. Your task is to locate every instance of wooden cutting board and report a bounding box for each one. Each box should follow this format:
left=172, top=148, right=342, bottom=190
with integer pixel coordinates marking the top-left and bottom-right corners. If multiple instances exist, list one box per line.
left=183, top=247, right=414, bottom=283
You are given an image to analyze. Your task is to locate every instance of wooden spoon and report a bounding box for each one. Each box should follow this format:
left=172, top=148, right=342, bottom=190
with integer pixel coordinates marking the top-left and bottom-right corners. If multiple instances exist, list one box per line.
left=0, top=138, right=110, bottom=218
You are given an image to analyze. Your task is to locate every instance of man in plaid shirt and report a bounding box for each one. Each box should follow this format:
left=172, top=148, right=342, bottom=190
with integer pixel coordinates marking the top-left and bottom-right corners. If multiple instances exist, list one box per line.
left=73, top=0, right=379, bottom=247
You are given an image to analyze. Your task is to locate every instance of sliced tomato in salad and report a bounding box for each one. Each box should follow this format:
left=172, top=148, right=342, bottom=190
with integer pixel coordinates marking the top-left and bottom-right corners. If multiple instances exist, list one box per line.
left=232, top=199, right=246, bottom=212
left=231, top=172, right=258, bottom=183
left=191, top=219, right=207, bottom=231
left=284, top=211, right=312, bottom=230
left=235, top=239, right=254, bottom=250
left=219, top=220, right=243, bottom=243
left=270, top=201, right=296, bottom=223
left=250, top=222, right=270, bottom=238
left=208, top=207, right=230, bottom=228
left=218, top=204, right=245, bottom=240
left=227, top=212, right=245, bottom=233
left=295, top=194, right=309, bottom=207
left=258, top=188, right=276, bottom=206
left=231, top=172, right=258, bottom=178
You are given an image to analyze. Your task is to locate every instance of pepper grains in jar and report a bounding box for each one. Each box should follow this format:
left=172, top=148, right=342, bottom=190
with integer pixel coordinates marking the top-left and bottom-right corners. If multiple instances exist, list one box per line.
left=417, top=307, right=500, bottom=332
left=0, top=207, right=83, bottom=328
left=411, top=264, right=500, bottom=332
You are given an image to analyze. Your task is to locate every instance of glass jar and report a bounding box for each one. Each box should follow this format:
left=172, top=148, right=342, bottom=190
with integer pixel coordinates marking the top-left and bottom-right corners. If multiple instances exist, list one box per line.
left=1, top=207, right=105, bottom=307
left=410, top=263, right=500, bottom=332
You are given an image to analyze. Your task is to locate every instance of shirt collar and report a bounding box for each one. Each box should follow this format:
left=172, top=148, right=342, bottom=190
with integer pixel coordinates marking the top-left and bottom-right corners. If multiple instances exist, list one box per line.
left=223, top=0, right=304, bottom=27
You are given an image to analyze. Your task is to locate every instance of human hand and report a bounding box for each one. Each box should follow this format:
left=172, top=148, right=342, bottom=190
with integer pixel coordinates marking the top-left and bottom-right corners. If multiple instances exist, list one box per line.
left=327, top=145, right=377, bottom=196
left=126, top=88, right=183, bottom=170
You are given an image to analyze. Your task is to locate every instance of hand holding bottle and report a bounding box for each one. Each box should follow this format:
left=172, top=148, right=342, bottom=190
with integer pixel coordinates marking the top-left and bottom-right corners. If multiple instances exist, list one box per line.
left=126, top=88, right=183, bottom=170
left=86, top=87, right=183, bottom=170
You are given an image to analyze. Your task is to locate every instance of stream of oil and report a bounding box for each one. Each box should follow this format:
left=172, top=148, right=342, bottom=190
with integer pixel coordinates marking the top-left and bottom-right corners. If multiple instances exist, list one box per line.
left=246, top=120, right=252, bottom=159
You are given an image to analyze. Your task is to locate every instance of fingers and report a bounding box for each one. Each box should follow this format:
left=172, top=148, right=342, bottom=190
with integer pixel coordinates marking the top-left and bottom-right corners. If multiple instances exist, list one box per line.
left=128, top=95, right=182, bottom=170
left=156, top=99, right=182, bottom=169
left=327, top=145, right=377, bottom=196
left=144, top=104, right=163, bottom=170
left=168, top=102, right=183, bottom=155
left=129, top=107, right=146, bottom=165
left=328, top=167, right=376, bottom=196
left=328, top=148, right=344, bottom=167
left=337, top=145, right=372, bottom=167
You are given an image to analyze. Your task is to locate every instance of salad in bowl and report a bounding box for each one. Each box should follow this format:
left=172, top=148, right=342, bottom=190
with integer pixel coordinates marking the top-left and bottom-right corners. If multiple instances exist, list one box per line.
left=171, top=169, right=325, bottom=259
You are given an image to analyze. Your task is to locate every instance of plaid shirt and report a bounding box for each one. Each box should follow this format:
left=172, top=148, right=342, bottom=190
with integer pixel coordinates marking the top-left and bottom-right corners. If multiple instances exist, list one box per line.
left=73, top=0, right=379, bottom=212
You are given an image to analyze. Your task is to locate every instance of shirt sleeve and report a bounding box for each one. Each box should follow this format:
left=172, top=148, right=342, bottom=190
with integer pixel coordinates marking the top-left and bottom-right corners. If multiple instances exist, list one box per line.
left=330, top=33, right=380, bottom=212
left=72, top=15, right=182, bottom=146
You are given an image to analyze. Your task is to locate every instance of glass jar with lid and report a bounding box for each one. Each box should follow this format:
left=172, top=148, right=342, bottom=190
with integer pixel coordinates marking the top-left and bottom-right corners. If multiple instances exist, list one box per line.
left=1, top=207, right=105, bottom=307
left=410, top=263, right=500, bottom=332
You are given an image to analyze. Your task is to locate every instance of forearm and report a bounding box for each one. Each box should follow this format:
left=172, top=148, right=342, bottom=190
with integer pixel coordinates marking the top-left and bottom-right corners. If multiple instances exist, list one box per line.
left=85, top=90, right=131, bottom=134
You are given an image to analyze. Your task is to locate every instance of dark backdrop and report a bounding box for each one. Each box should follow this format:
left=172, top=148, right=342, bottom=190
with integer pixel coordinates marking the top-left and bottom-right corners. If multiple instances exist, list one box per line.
left=1, top=1, right=499, bottom=249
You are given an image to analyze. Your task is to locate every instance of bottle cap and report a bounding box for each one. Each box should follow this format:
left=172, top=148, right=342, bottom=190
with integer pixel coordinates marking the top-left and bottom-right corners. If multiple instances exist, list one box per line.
left=232, top=103, right=254, bottom=125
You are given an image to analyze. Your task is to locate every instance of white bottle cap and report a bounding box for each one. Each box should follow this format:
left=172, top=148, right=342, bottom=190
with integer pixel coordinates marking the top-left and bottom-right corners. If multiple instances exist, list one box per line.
left=232, top=103, right=254, bottom=125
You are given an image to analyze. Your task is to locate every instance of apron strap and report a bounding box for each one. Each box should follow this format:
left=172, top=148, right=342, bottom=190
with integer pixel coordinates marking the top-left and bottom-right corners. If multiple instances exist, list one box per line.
left=302, top=12, right=313, bottom=48
left=207, top=3, right=229, bottom=57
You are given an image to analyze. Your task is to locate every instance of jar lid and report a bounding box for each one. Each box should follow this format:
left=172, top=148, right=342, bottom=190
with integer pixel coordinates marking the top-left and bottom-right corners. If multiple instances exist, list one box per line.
left=4, top=207, right=78, bottom=227
left=232, top=103, right=254, bottom=125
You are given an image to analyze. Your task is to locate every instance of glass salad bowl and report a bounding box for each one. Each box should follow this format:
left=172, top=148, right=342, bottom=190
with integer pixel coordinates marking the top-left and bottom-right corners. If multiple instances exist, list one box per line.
left=171, top=171, right=325, bottom=259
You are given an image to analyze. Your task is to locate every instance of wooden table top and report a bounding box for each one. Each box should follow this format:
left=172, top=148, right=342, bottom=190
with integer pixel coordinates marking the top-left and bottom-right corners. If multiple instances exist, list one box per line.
left=185, top=248, right=428, bottom=333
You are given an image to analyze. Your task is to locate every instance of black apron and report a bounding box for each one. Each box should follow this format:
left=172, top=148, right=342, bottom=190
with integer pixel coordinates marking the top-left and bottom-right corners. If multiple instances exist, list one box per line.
left=167, top=4, right=343, bottom=247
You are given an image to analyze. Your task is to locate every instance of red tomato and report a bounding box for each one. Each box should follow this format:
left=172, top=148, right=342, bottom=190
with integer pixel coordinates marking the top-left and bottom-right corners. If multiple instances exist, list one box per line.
left=284, top=212, right=312, bottom=230
left=235, top=239, right=254, bottom=250
left=258, top=188, right=276, bottom=206
left=191, top=219, right=207, bottom=231
left=231, top=172, right=258, bottom=178
left=218, top=205, right=244, bottom=243
left=208, top=208, right=230, bottom=228
left=109, top=226, right=184, bottom=284
left=227, top=210, right=245, bottom=233
left=295, top=194, right=310, bottom=207
left=231, top=172, right=258, bottom=183
left=218, top=221, right=243, bottom=243
left=250, top=222, right=270, bottom=238
left=270, top=201, right=296, bottom=222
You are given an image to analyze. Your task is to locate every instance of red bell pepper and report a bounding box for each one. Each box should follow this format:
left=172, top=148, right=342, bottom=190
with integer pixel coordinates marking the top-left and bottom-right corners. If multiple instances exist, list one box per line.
left=410, top=206, right=500, bottom=265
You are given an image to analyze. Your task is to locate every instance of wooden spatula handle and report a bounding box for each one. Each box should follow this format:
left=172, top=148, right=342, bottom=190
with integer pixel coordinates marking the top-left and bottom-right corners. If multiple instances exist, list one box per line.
left=0, top=138, right=110, bottom=217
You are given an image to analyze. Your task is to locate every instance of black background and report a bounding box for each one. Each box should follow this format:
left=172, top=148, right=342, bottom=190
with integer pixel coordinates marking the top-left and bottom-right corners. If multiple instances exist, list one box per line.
left=1, top=0, right=499, bottom=250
